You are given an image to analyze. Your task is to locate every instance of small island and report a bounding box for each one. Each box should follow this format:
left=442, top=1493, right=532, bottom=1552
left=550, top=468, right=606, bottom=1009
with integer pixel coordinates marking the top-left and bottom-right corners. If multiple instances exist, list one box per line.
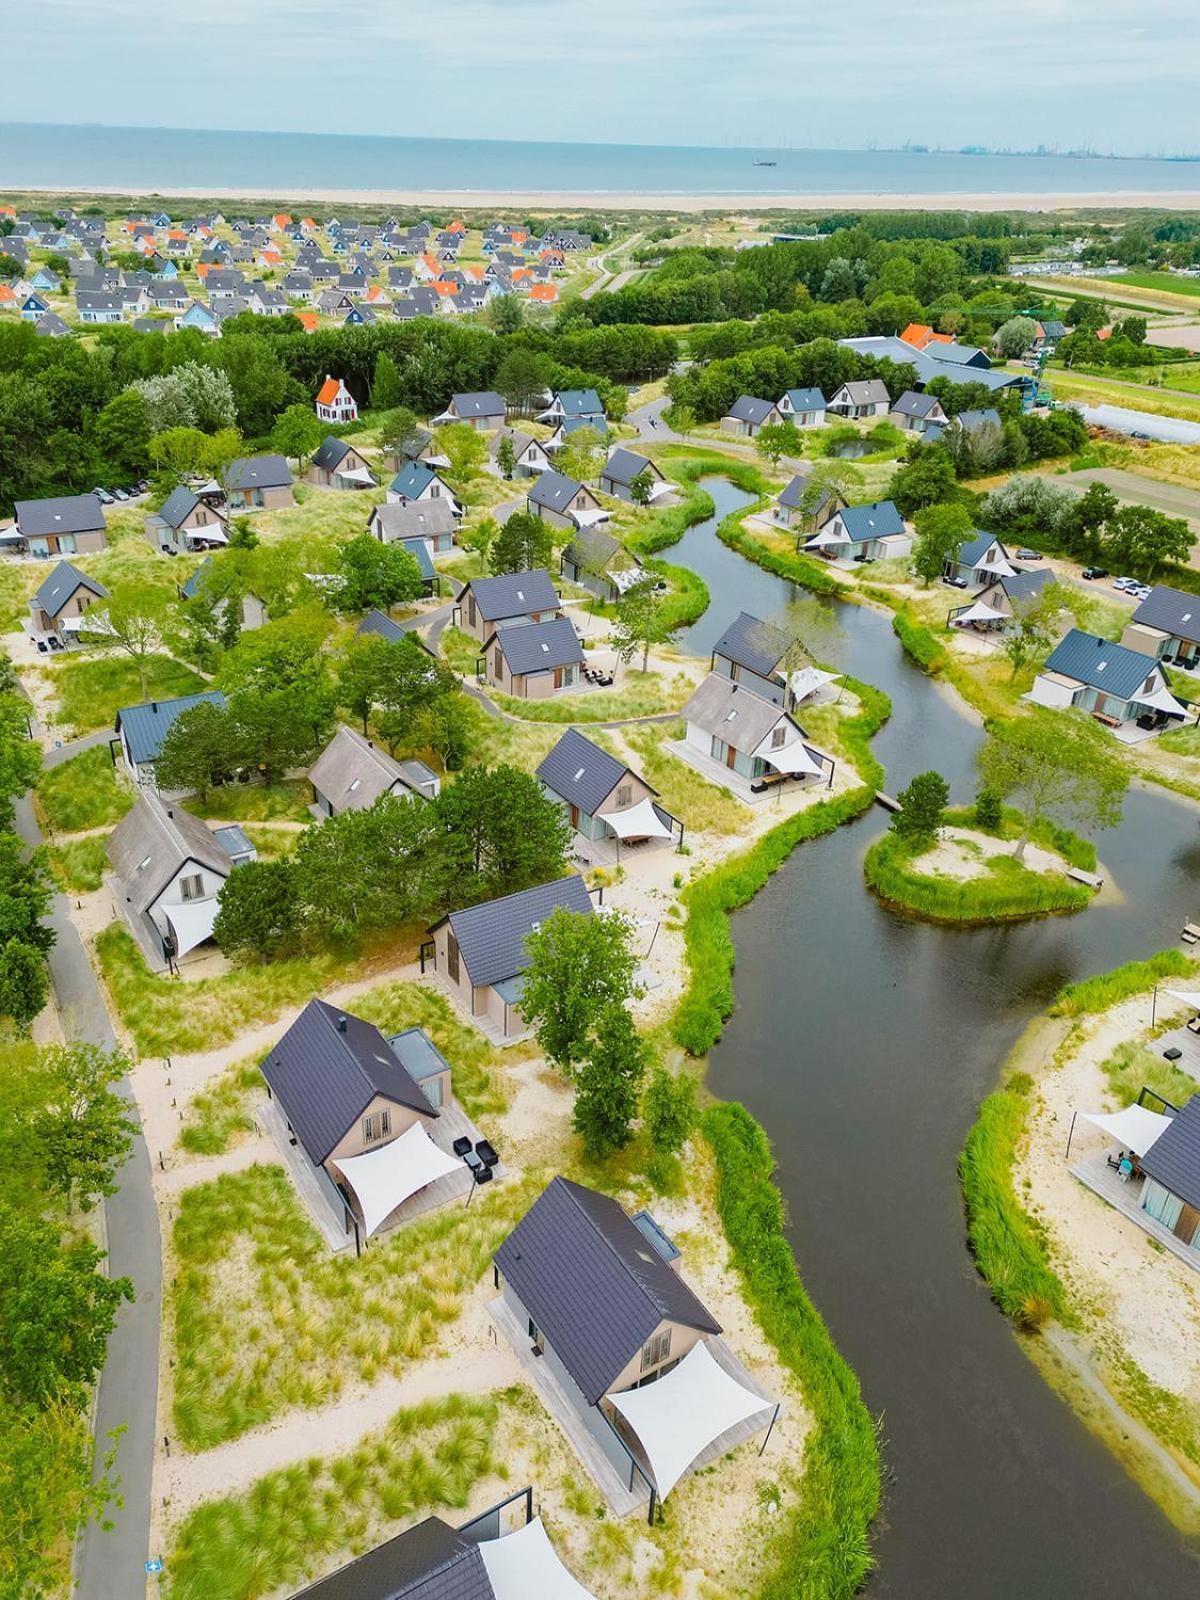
left=864, top=774, right=1101, bottom=924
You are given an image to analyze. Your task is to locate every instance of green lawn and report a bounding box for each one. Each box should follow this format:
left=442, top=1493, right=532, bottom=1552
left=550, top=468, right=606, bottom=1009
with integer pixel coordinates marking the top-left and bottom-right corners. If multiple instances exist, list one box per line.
left=438, top=625, right=481, bottom=676
left=48, top=835, right=109, bottom=893
left=35, top=745, right=134, bottom=832
left=178, top=1058, right=262, bottom=1155
left=1044, top=367, right=1200, bottom=423
left=1113, top=272, right=1200, bottom=299
left=41, top=653, right=207, bottom=736
left=164, top=1393, right=498, bottom=1600
left=491, top=668, right=692, bottom=724
left=171, top=1162, right=531, bottom=1449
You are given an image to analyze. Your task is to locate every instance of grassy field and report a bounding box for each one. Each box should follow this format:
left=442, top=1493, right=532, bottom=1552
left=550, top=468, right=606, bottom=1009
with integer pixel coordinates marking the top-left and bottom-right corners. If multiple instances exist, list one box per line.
left=171, top=1162, right=531, bottom=1449
left=1044, top=368, right=1200, bottom=423
left=349, top=979, right=514, bottom=1119
left=183, top=780, right=313, bottom=824
left=164, top=1392, right=498, bottom=1600
left=1100, top=1038, right=1197, bottom=1112
left=863, top=831, right=1093, bottom=924
left=40, top=653, right=207, bottom=736
left=48, top=835, right=110, bottom=893
left=179, top=1058, right=262, bottom=1155
left=490, top=668, right=693, bottom=724
left=35, top=745, right=133, bottom=833
left=1113, top=272, right=1200, bottom=299
left=619, top=722, right=749, bottom=834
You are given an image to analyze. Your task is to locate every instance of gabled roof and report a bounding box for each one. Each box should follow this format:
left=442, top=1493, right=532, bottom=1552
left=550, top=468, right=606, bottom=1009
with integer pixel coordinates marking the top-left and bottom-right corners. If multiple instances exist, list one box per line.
left=681, top=671, right=800, bottom=752
left=261, top=999, right=437, bottom=1167
left=954, top=408, right=1002, bottom=433
left=990, top=568, right=1052, bottom=607
left=890, top=390, right=942, bottom=419
left=106, top=793, right=231, bottom=916
left=836, top=500, right=905, bottom=542
left=601, top=447, right=659, bottom=487
left=562, top=527, right=622, bottom=572
left=116, top=690, right=227, bottom=765
left=449, top=391, right=505, bottom=418
left=1042, top=628, right=1164, bottom=700
left=356, top=611, right=436, bottom=655
left=777, top=472, right=837, bottom=513
left=555, top=388, right=604, bottom=417
left=782, top=387, right=826, bottom=411
left=536, top=726, right=650, bottom=815
left=528, top=470, right=589, bottom=515
left=1132, top=585, right=1200, bottom=644
left=224, top=454, right=293, bottom=492
left=32, top=560, right=108, bottom=617
left=432, top=874, right=592, bottom=989
left=461, top=569, right=558, bottom=623
left=156, top=485, right=210, bottom=529
left=389, top=462, right=444, bottom=499
left=370, top=501, right=456, bottom=542
left=494, top=1176, right=721, bottom=1405
left=711, top=611, right=791, bottom=678
left=15, top=493, right=105, bottom=537
left=832, top=379, right=890, bottom=406
left=311, top=436, right=357, bottom=471
left=953, top=531, right=1006, bottom=569
left=308, top=725, right=424, bottom=813
left=292, top=1515, right=491, bottom=1600
left=1140, top=1096, right=1200, bottom=1213
left=486, top=616, right=583, bottom=676
left=724, top=395, right=775, bottom=424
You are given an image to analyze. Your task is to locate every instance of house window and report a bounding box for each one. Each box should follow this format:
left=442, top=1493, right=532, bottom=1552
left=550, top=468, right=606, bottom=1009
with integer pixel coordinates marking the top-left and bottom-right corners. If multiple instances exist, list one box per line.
left=640, top=1328, right=671, bottom=1372
left=58, top=535, right=77, bottom=555
left=771, top=726, right=787, bottom=749
left=362, top=1107, right=392, bottom=1145
left=180, top=874, right=203, bottom=901
left=616, top=784, right=632, bottom=808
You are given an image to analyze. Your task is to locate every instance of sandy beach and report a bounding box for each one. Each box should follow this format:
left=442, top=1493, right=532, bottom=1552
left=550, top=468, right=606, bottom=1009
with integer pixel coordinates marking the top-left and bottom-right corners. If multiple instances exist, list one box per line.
left=17, top=183, right=1200, bottom=213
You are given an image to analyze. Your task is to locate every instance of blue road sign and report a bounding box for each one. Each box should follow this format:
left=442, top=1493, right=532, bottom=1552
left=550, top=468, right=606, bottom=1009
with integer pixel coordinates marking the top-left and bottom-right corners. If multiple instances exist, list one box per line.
left=145, top=1559, right=163, bottom=1574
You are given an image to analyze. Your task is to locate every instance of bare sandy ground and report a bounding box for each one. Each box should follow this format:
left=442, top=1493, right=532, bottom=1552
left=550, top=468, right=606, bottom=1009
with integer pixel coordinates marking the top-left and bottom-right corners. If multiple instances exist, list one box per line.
left=29, top=184, right=1200, bottom=213
left=920, top=827, right=1069, bottom=882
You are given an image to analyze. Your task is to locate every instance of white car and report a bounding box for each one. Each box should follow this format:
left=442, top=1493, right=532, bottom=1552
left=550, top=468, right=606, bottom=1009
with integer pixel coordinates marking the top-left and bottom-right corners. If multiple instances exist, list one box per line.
left=1112, top=577, right=1136, bottom=591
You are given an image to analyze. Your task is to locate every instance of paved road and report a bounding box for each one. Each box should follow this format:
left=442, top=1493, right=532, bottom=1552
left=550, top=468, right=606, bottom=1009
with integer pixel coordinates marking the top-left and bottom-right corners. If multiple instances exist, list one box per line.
left=15, top=785, right=163, bottom=1597
left=1072, top=401, right=1200, bottom=444
left=580, top=231, right=642, bottom=299
left=1063, top=466, right=1200, bottom=530
left=627, top=395, right=680, bottom=442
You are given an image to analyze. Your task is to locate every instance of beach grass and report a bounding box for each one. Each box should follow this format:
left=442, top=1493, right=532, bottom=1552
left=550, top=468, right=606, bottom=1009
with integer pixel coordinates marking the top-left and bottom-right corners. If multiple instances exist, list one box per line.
left=183, top=780, right=313, bottom=824
left=863, top=830, right=1092, bottom=924
left=1100, top=1038, right=1197, bottom=1112
left=48, top=835, right=110, bottom=894
left=178, top=1058, right=263, bottom=1156
left=619, top=722, right=749, bottom=834
left=40, top=653, right=207, bottom=736
left=1050, top=950, right=1196, bottom=1018
left=34, top=745, right=134, bottom=833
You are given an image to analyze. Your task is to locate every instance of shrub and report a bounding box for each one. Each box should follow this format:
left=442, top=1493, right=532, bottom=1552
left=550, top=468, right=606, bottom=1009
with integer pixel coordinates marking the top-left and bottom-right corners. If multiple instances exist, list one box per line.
left=1050, top=950, right=1195, bottom=1017
left=890, top=610, right=947, bottom=673
left=974, top=787, right=1002, bottom=831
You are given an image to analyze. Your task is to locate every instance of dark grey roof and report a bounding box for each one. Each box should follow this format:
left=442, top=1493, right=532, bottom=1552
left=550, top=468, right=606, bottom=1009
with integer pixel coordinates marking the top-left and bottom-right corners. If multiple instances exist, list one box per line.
left=224, top=454, right=293, bottom=491
left=261, top=999, right=438, bottom=1166
left=488, top=617, right=583, bottom=676
left=157, top=485, right=203, bottom=529
left=600, top=448, right=656, bottom=488
left=954, top=408, right=1002, bottom=433
left=356, top=611, right=436, bottom=655
left=116, top=690, right=227, bottom=765
left=462, top=569, right=557, bottom=623
left=434, top=874, right=592, bottom=989
left=536, top=726, right=649, bottom=815
left=1140, top=1096, right=1200, bottom=1213
left=494, top=1176, right=721, bottom=1405
left=1132, top=585, right=1200, bottom=644
left=292, top=1516, right=491, bottom=1600
left=555, top=388, right=604, bottom=417
left=312, top=436, right=354, bottom=470
left=782, top=387, right=825, bottom=411
left=386, top=1027, right=452, bottom=1085
left=212, top=823, right=255, bottom=859
left=370, top=501, right=456, bottom=543
left=712, top=611, right=791, bottom=677
left=1042, top=628, right=1165, bottom=700
left=32, top=560, right=107, bottom=617
left=837, top=500, right=905, bottom=542
left=449, top=391, right=505, bottom=419
left=15, top=494, right=105, bottom=537
left=891, top=390, right=941, bottom=419
left=725, top=395, right=775, bottom=424
left=528, top=471, right=587, bottom=515
left=953, top=531, right=1005, bottom=569
left=389, top=462, right=443, bottom=500
left=995, top=568, right=1052, bottom=606
left=180, top=557, right=213, bottom=601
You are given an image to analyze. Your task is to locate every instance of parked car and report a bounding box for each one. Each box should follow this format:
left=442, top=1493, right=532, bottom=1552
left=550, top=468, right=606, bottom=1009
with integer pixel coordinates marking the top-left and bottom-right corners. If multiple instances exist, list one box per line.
left=1081, top=567, right=1109, bottom=580
left=112, top=488, right=129, bottom=502
left=1016, top=548, right=1043, bottom=561
left=1131, top=430, right=1152, bottom=441
left=90, top=486, right=115, bottom=505
left=942, top=574, right=969, bottom=589
left=1113, top=576, right=1137, bottom=591
left=1133, top=585, right=1152, bottom=601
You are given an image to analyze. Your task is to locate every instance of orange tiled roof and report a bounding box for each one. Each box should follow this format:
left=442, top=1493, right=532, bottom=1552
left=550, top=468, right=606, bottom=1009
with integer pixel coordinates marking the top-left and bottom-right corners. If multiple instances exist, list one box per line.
left=0, top=206, right=14, bottom=219
left=529, top=284, right=557, bottom=302
left=511, top=267, right=532, bottom=283
left=315, top=377, right=343, bottom=405
left=0, top=284, right=16, bottom=303
left=447, top=219, right=466, bottom=233
left=273, top=213, right=293, bottom=227
left=196, top=262, right=211, bottom=277
left=296, top=311, right=319, bottom=331
left=260, top=250, right=283, bottom=265
left=421, top=254, right=440, bottom=273
left=432, top=281, right=460, bottom=297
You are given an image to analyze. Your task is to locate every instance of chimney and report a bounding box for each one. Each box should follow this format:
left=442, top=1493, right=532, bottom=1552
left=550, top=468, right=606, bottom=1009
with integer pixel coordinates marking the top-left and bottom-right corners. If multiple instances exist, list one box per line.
left=166, top=808, right=173, bottom=818
left=336, top=1015, right=347, bottom=1033
left=151, top=701, right=159, bottom=713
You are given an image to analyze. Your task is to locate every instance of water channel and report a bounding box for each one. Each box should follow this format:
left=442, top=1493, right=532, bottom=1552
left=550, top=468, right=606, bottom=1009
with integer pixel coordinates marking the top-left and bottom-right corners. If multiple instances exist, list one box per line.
left=673, top=478, right=1200, bottom=1595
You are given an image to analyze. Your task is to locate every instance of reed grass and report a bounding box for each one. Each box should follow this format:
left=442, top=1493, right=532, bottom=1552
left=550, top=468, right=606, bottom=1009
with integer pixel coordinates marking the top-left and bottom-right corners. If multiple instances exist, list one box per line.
left=35, top=745, right=133, bottom=833
left=864, top=832, right=1092, bottom=925
left=179, top=1058, right=263, bottom=1155
left=48, top=835, right=110, bottom=894
left=1049, top=951, right=1196, bottom=1018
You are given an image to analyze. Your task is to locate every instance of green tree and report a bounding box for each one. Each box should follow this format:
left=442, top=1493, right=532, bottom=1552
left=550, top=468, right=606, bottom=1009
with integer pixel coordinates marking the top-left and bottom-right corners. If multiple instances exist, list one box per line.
left=994, top=316, right=1040, bottom=359
left=90, top=389, right=150, bottom=480
left=489, top=294, right=524, bottom=334
left=755, top=421, right=803, bottom=468
left=376, top=406, right=422, bottom=463
left=1105, top=505, right=1192, bottom=578
left=0, top=942, right=47, bottom=1033
left=0, top=836, right=55, bottom=956
left=218, top=606, right=333, bottom=698
left=572, top=1004, right=648, bottom=1160
left=153, top=700, right=236, bottom=801
left=557, top=425, right=605, bottom=485
left=520, top=906, right=640, bottom=1077
left=644, top=1065, right=697, bottom=1155
left=434, top=765, right=571, bottom=904
left=336, top=534, right=423, bottom=613
left=910, top=502, right=972, bottom=585
left=371, top=351, right=404, bottom=411
left=148, top=425, right=210, bottom=478
left=1000, top=581, right=1090, bottom=680
left=891, top=770, right=949, bottom=845
left=630, top=469, right=655, bottom=507
left=213, top=859, right=302, bottom=961
left=974, top=786, right=1003, bottom=831
left=227, top=688, right=330, bottom=784
left=435, top=422, right=488, bottom=487
left=212, top=335, right=298, bottom=435
left=32, top=1043, right=135, bottom=1214
left=612, top=575, right=672, bottom=671
left=977, top=713, right=1128, bottom=859
left=665, top=402, right=695, bottom=437
left=888, top=445, right=958, bottom=517
left=459, top=515, right=499, bottom=573
left=79, top=582, right=173, bottom=699
left=270, top=403, right=323, bottom=469
left=490, top=510, right=553, bottom=575
left=496, top=437, right=517, bottom=479
left=494, top=348, right=553, bottom=417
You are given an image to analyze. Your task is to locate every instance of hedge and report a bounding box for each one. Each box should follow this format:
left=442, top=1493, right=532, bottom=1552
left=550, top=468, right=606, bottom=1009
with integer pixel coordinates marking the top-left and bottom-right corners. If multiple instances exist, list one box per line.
left=706, top=1103, right=879, bottom=1598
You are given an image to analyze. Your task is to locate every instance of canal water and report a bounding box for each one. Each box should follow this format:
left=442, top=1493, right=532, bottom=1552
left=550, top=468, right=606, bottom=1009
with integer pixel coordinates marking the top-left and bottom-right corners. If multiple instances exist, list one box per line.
left=675, top=480, right=1200, bottom=1595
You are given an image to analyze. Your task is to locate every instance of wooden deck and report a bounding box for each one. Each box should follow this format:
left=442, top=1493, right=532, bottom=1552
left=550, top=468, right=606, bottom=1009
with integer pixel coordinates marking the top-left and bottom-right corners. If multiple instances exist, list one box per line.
left=1071, top=1149, right=1200, bottom=1275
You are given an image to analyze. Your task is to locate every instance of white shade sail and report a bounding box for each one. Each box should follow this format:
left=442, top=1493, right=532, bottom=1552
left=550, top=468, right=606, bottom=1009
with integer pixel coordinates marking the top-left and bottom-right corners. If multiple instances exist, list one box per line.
left=338, top=467, right=378, bottom=486
left=605, top=798, right=673, bottom=841
left=571, top=508, right=611, bottom=530
left=788, top=666, right=840, bottom=702
left=760, top=740, right=823, bottom=777
left=163, top=897, right=221, bottom=958
left=977, top=556, right=1017, bottom=579
left=953, top=600, right=1005, bottom=626
left=805, top=527, right=850, bottom=549
left=1136, top=684, right=1189, bottom=719
left=608, top=1341, right=775, bottom=1501
left=332, top=1120, right=461, bottom=1236
left=1164, top=988, right=1200, bottom=1010
left=1078, top=1104, right=1173, bottom=1157
left=479, top=1517, right=598, bottom=1600
left=190, top=527, right=229, bottom=546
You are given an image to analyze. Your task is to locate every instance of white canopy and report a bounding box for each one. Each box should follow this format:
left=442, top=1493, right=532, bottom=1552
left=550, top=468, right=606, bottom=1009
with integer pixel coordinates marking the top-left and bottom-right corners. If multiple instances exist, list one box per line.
left=760, top=739, right=823, bottom=777
left=1164, top=988, right=1200, bottom=1011
left=479, top=1517, right=598, bottom=1600
left=976, top=556, right=1017, bottom=578
left=645, top=480, right=673, bottom=501
left=605, top=798, right=673, bottom=841
left=610, top=565, right=647, bottom=594
left=805, top=527, right=850, bottom=549
left=162, top=896, right=221, bottom=958
left=338, top=467, right=378, bottom=487
left=1136, top=683, right=1189, bottom=719
left=608, top=1342, right=774, bottom=1501
left=788, top=666, right=840, bottom=703
left=332, top=1120, right=461, bottom=1236
left=189, top=527, right=229, bottom=547
left=1078, top=1104, right=1173, bottom=1157
left=953, top=599, right=1005, bottom=626
left=571, top=508, right=611, bottom=530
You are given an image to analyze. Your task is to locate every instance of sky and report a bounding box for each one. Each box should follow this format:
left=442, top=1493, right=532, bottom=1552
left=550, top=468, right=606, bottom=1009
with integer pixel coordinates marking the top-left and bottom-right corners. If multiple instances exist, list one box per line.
left=7, top=0, right=1200, bottom=155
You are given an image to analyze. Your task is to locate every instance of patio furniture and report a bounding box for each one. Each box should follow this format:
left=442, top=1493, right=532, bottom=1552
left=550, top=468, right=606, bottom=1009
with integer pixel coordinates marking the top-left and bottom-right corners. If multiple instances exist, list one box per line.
left=1164, top=1046, right=1184, bottom=1061
left=473, top=1162, right=493, bottom=1185
left=452, top=1135, right=474, bottom=1157
left=475, top=1139, right=499, bottom=1168
left=463, top=1149, right=484, bottom=1176
left=1182, top=923, right=1200, bottom=945
left=1186, top=1016, right=1200, bottom=1035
